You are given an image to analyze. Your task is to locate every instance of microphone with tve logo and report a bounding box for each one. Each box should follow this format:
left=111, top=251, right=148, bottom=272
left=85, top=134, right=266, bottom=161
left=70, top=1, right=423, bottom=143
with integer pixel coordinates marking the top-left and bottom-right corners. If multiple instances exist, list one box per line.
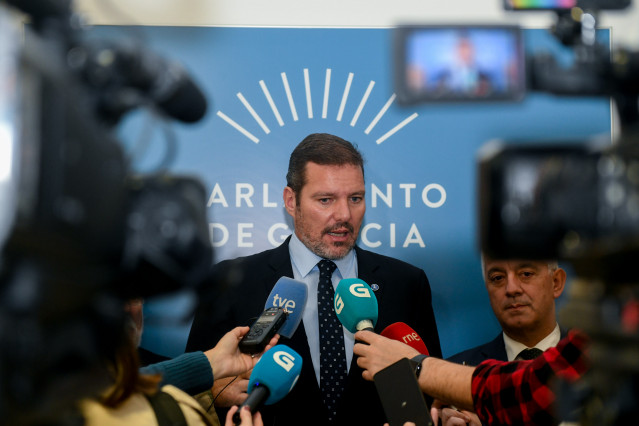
left=240, top=277, right=308, bottom=353
left=381, top=322, right=429, bottom=355
left=334, top=278, right=378, bottom=333
left=233, top=344, right=302, bottom=425
left=263, top=276, right=308, bottom=338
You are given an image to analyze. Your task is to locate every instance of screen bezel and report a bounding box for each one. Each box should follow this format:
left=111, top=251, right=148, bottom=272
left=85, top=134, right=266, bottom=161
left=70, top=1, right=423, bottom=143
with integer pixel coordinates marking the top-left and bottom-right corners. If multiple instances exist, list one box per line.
left=393, top=24, right=527, bottom=105
left=503, top=0, right=630, bottom=10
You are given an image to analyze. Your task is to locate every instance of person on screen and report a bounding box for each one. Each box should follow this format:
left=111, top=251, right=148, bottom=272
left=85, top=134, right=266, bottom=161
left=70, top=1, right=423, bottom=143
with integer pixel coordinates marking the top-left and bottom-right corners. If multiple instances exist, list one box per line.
left=435, top=33, right=494, bottom=97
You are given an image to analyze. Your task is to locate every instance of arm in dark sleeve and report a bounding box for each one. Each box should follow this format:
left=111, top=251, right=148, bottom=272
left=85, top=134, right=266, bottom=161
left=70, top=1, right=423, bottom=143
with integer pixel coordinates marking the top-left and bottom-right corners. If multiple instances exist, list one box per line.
left=140, top=351, right=213, bottom=395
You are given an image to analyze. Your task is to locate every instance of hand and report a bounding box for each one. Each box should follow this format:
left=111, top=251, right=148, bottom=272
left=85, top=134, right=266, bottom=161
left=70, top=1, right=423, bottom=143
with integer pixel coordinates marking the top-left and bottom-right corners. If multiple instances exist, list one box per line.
left=441, top=408, right=481, bottom=426
left=206, top=326, right=280, bottom=380
left=211, top=372, right=250, bottom=407
left=225, top=405, right=263, bottom=426
left=431, top=399, right=481, bottom=426
left=353, top=330, right=420, bottom=381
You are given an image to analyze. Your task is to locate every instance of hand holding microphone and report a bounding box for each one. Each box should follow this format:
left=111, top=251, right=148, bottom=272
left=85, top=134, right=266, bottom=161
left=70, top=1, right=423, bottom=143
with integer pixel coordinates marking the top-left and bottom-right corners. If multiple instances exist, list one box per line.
left=331, top=277, right=429, bottom=380
left=204, top=326, right=280, bottom=382
left=232, top=344, right=302, bottom=425
left=213, top=276, right=307, bottom=408
left=354, top=327, right=426, bottom=382
left=225, top=406, right=263, bottom=426
left=381, top=322, right=429, bottom=356
left=335, top=283, right=433, bottom=426
left=333, top=278, right=378, bottom=333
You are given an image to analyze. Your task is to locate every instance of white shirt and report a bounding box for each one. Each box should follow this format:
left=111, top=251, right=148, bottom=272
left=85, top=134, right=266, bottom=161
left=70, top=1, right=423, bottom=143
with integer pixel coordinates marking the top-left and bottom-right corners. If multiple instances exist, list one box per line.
left=503, top=323, right=561, bottom=362
left=288, top=233, right=357, bottom=384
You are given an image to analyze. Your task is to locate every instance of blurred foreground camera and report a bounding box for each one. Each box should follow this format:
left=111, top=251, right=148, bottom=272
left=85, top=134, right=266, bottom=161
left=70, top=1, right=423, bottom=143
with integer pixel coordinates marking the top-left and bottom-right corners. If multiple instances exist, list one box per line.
left=0, top=1, right=212, bottom=423
left=473, top=2, right=639, bottom=424
left=478, top=137, right=639, bottom=425
left=395, top=0, right=639, bottom=423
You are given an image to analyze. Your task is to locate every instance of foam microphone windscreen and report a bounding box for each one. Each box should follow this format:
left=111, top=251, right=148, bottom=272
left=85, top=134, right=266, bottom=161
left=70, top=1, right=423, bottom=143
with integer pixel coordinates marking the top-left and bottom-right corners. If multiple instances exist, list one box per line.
left=263, top=277, right=308, bottom=338
left=334, top=278, right=378, bottom=333
left=247, top=344, right=302, bottom=405
left=381, top=322, right=429, bottom=355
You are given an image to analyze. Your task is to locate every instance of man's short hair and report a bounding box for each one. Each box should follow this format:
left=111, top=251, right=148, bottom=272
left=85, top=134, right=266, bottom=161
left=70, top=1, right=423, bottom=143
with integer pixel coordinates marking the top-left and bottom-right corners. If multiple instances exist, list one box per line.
left=286, top=133, right=365, bottom=197
left=480, top=253, right=559, bottom=278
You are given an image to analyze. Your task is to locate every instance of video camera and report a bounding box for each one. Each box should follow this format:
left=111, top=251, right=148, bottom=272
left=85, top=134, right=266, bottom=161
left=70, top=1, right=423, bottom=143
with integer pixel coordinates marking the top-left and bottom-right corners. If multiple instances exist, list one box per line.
left=0, top=0, right=213, bottom=423
left=394, top=1, right=639, bottom=423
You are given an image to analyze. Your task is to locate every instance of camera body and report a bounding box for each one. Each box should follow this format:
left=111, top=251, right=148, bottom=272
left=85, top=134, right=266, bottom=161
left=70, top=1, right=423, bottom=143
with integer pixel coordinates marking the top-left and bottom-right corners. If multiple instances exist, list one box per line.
left=395, top=1, right=639, bottom=423
left=0, top=2, right=212, bottom=422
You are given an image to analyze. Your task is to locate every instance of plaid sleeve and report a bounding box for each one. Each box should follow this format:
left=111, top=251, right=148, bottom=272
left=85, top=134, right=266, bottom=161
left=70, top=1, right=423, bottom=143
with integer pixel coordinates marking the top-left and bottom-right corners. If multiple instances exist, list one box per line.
left=471, top=330, right=589, bottom=425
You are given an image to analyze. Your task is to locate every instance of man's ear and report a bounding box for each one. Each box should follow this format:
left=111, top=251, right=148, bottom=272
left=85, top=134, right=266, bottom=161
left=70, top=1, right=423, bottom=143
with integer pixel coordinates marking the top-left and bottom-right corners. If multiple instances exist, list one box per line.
left=283, top=186, right=296, bottom=217
left=552, top=268, right=567, bottom=298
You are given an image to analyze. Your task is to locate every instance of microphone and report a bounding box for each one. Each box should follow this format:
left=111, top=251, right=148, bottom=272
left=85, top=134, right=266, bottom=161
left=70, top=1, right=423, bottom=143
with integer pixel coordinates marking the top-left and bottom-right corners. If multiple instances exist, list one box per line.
left=334, top=278, right=378, bottom=333
left=233, top=344, right=302, bottom=425
left=263, top=277, right=308, bottom=338
left=381, top=322, right=429, bottom=355
left=239, top=277, right=308, bottom=353
left=81, top=41, right=208, bottom=124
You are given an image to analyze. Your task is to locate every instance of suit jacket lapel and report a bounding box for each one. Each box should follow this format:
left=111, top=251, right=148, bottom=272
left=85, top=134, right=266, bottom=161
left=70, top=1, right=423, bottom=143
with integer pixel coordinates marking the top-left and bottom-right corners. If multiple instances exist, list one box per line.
left=264, top=235, right=295, bottom=291
left=480, top=334, right=508, bottom=361
left=353, top=245, right=379, bottom=282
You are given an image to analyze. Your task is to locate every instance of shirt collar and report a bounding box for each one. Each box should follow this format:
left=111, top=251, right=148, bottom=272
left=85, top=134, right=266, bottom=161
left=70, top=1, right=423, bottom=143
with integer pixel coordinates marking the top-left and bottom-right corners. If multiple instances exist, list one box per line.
left=288, top=233, right=356, bottom=278
left=503, top=323, right=561, bottom=361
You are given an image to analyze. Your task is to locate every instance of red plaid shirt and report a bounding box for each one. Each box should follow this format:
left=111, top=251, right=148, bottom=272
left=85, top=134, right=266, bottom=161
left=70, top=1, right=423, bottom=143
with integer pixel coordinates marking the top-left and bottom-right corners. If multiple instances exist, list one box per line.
left=471, top=330, right=589, bottom=425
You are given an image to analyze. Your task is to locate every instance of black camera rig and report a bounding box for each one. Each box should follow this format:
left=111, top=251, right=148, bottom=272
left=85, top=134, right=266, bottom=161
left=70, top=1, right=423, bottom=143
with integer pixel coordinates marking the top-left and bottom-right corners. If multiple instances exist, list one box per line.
left=0, top=0, right=213, bottom=423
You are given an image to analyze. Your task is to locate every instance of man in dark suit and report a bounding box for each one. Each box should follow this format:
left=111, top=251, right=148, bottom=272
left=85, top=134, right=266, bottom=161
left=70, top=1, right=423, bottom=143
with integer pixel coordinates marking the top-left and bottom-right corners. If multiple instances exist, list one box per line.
left=186, top=133, right=441, bottom=426
left=441, top=255, right=567, bottom=425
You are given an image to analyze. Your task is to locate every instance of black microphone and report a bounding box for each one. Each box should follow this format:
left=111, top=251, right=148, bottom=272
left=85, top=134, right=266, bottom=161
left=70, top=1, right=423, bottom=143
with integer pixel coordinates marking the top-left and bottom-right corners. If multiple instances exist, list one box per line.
left=81, top=41, right=208, bottom=124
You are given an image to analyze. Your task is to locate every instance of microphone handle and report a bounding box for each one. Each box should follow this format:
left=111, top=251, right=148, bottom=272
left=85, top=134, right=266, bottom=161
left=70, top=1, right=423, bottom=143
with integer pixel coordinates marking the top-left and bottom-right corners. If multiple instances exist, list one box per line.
left=355, top=320, right=375, bottom=346
left=356, top=319, right=375, bottom=332
left=233, top=385, right=270, bottom=425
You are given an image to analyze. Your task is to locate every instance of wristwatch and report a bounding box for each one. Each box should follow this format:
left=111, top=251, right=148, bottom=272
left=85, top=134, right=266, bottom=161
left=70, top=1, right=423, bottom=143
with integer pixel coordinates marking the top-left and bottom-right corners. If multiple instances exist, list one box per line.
left=410, top=354, right=429, bottom=379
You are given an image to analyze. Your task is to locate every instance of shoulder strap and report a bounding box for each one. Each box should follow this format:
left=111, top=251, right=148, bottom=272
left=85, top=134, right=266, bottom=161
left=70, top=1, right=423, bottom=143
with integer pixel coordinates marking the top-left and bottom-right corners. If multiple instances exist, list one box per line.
left=145, top=390, right=188, bottom=426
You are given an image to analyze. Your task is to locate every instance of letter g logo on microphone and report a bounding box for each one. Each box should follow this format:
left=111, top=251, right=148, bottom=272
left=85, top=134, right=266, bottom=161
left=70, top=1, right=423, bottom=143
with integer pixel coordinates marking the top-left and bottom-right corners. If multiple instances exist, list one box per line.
left=349, top=283, right=371, bottom=298
left=334, top=294, right=344, bottom=314
left=273, top=351, right=296, bottom=372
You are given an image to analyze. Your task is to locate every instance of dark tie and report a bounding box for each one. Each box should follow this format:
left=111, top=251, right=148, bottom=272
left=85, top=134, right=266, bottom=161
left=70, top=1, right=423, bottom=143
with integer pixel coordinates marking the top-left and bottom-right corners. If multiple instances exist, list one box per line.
left=317, top=259, right=347, bottom=423
left=515, top=347, right=543, bottom=360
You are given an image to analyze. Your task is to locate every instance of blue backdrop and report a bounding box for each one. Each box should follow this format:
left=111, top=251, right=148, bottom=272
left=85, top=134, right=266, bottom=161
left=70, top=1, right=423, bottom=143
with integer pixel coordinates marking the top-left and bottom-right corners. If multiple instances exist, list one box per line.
left=96, top=26, right=611, bottom=358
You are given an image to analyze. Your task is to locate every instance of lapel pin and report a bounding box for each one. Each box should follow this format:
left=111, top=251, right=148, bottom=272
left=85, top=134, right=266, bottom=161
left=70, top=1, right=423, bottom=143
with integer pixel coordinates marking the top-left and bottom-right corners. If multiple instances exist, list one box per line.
left=371, top=283, right=380, bottom=291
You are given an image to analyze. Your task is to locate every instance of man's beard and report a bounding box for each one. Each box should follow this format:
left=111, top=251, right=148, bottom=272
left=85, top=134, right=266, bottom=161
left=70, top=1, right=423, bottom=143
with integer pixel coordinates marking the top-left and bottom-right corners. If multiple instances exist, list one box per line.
left=296, top=218, right=356, bottom=260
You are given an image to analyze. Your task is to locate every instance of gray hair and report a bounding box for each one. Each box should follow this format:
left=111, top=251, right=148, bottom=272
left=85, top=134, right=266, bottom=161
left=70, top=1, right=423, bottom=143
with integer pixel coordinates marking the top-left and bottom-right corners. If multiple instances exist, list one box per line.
left=480, top=253, right=558, bottom=279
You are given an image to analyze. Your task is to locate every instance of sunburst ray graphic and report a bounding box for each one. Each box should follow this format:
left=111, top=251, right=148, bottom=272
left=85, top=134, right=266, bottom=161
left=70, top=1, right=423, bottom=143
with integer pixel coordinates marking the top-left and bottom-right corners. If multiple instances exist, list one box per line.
left=216, top=68, right=418, bottom=145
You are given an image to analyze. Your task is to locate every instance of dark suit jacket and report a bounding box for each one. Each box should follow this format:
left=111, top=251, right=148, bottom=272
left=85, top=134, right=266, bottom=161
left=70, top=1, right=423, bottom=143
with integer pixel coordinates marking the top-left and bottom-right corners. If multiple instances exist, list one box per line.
left=447, top=334, right=507, bottom=366
left=186, top=236, right=441, bottom=426
left=447, top=329, right=568, bottom=366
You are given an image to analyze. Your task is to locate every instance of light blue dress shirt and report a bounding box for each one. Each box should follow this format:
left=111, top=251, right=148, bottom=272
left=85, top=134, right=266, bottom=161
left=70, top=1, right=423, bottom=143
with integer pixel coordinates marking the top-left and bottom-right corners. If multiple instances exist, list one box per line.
left=288, top=233, right=357, bottom=384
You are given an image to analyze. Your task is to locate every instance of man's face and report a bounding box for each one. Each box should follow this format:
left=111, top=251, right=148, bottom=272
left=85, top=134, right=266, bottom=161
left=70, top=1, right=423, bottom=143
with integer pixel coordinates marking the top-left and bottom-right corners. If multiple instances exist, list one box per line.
left=284, top=162, right=365, bottom=260
left=457, top=38, right=475, bottom=65
left=483, top=258, right=566, bottom=339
